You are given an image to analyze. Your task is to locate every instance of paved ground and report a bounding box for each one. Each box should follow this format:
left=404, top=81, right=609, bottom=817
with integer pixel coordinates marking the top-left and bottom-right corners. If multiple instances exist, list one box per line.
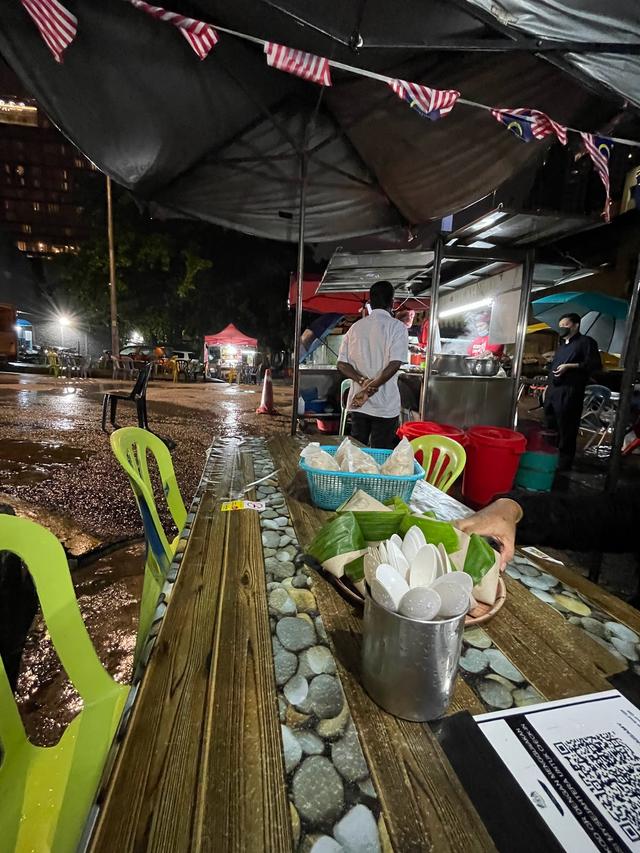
left=0, top=372, right=292, bottom=544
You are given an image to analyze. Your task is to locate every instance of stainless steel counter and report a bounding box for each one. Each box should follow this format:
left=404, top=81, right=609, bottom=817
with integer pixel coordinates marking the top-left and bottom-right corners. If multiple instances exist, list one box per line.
left=425, top=375, right=515, bottom=429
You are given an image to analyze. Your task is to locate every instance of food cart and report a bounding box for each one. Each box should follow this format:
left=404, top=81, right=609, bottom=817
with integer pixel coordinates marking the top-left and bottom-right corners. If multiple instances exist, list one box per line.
left=420, top=244, right=534, bottom=428
left=203, top=323, right=258, bottom=382
left=289, top=275, right=429, bottom=431
left=305, top=244, right=536, bottom=430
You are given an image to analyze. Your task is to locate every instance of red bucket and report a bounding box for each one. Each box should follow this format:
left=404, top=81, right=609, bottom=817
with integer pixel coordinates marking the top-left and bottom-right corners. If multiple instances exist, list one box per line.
left=462, top=426, right=526, bottom=507
left=397, top=420, right=467, bottom=446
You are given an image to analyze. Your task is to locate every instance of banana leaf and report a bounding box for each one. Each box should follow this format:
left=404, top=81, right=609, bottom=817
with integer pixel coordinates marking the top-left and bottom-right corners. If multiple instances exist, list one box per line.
left=306, top=512, right=366, bottom=578
left=336, top=509, right=406, bottom=542
left=344, top=553, right=365, bottom=583
left=399, top=515, right=460, bottom=554
left=462, top=533, right=496, bottom=585
left=384, top=497, right=411, bottom=513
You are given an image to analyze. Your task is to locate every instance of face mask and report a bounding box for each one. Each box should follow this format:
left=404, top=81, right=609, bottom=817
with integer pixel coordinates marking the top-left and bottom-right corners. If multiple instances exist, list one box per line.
left=558, top=327, right=571, bottom=338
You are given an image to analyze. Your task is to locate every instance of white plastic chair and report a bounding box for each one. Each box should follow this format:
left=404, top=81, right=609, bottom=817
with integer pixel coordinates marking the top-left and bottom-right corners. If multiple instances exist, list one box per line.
left=339, top=378, right=352, bottom=436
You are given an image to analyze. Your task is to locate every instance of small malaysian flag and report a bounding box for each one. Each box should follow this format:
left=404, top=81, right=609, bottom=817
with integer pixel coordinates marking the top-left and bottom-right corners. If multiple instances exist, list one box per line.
left=20, top=0, right=77, bottom=63
left=389, top=79, right=460, bottom=121
left=264, top=42, right=332, bottom=86
left=492, top=108, right=567, bottom=145
left=130, top=0, right=218, bottom=60
left=581, top=132, right=613, bottom=222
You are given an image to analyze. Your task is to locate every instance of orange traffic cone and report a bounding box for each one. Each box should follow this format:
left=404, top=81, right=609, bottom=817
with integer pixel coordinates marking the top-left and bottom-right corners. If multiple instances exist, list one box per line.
left=256, top=368, right=278, bottom=414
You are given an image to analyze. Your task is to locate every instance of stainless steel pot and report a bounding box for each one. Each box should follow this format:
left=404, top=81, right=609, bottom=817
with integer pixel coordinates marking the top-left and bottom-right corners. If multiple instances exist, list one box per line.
left=432, top=354, right=470, bottom=376
left=465, top=356, right=500, bottom=377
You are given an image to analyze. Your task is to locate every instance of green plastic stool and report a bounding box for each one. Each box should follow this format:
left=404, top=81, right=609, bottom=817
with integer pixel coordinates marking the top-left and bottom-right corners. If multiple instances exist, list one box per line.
left=0, top=515, right=128, bottom=853
left=110, top=427, right=187, bottom=663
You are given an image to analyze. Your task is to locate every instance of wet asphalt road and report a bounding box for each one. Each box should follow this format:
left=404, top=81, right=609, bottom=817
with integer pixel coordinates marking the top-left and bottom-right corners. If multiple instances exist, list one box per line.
left=0, top=372, right=292, bottom=742
left=0, top=372, right=292, bottom=544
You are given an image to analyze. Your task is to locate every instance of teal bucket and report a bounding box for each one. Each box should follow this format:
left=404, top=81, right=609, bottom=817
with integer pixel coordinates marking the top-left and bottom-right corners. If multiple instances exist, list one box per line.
left=515, top=450, right=559, bottom=492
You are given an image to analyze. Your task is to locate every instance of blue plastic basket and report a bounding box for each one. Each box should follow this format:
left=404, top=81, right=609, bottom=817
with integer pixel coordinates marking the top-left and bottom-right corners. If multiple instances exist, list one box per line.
left=300, top=446, right=425, bottom=510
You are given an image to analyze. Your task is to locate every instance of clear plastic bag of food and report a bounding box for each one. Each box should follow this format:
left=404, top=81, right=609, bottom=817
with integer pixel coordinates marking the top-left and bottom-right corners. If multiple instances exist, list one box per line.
left=300, top=443, right=340, bottom=471
left=340, top=442, right=380, bottom=474
left=335, top=436, right=352, bottom=469
left=380, top=437, right=415, bottom=476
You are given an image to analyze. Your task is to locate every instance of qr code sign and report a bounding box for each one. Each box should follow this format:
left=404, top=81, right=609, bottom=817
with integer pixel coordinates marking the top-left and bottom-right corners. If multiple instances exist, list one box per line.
left=554, top=731, right=640, bottom=843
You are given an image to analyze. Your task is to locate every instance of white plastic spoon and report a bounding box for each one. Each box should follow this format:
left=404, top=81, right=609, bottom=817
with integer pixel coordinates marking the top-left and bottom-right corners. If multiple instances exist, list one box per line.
left=398, top=587, right=442, bottom=621
left=433, top=570, right=473, bottom=596
left=401, top=528, right=421, bottom=563
left=437, top=543, right=453, bottom=575
left=434, top=581, right=470, bottom=618
left=386, top=539, right=410, bottom=581
left=408, top=544, right=438, bottom=588
left=372, top=563, right=409, bottom=611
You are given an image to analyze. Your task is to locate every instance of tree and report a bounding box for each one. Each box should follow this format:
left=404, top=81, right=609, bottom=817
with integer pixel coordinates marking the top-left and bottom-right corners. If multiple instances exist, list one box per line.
left=48, top=177, right=304, bottom=350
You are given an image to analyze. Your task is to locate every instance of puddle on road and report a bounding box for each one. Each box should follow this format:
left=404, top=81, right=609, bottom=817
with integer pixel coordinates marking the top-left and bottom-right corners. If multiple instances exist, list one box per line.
left=15, top=540, right=144, bottom=746
left=0, top=438, right=96, bottom=485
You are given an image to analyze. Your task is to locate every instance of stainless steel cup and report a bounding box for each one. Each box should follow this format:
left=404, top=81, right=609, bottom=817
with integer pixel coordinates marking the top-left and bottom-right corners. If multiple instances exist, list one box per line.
left=361, top=590, right=466, bottom=721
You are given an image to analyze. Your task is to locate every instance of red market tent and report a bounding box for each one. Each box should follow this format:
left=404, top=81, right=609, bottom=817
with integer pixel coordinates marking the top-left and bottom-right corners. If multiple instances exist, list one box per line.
left=288, top=276, right=367, bottom=315
left=289, top=275, right=431, bottom=314
left=204, top=324, right=257, bottom=348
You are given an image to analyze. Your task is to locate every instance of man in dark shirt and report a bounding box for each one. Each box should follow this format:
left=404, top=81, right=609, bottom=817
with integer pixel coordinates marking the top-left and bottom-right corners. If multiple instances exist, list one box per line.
left=543, top=312, right=601, bottom=470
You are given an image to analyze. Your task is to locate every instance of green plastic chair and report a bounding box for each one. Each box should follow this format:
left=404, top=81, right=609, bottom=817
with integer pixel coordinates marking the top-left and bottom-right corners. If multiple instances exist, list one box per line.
left=339, top=378, right=352, bottom=436
left=110, top=427, right=187, bottom=662
left=0, top=515, right=128, bottom=853
left=410, top=434, right=466, bottom=493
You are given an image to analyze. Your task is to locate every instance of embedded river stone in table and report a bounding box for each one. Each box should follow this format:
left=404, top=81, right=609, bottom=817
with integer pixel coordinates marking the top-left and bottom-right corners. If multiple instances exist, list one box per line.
left=458, top=624, right=544, bottom=709
left=247, top=437, right=382, bottom=852
left=507, top=554, right=640, bottom=674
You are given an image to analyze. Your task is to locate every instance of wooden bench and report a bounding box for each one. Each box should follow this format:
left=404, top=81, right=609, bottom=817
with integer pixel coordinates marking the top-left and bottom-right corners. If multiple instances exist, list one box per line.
left=89, top=440, right=292, bottom=852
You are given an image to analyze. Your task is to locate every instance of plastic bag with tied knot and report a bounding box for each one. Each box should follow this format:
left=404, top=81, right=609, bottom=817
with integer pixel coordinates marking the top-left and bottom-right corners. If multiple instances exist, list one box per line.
left=380, top=437, right=415, bottom=476
left=340, top=440, right=380, bottom=474
left=300, top=443, right=340, bottom=471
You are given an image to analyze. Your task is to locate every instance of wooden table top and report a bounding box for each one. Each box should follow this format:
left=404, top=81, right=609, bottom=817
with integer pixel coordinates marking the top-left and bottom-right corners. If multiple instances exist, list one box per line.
left=88, top=433, right=639, bottom=853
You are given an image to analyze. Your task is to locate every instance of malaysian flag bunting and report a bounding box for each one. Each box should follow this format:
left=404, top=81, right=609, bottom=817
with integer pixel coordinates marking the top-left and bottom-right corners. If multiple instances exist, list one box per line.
left=130, top=0, right=218, bottom=60
left=581, top=132, right=613, bottom=222
left=389, top=79, right=460, bottom=121
left=491, top=108, right=567, bottom=145
left=20, top=0, right=77, bottom=63
left=264, top=42, right=332, bottom=86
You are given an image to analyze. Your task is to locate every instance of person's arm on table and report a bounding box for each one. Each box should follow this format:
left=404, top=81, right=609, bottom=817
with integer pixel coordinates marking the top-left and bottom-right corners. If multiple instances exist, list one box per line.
left=456, top=499, right=522, bottom=569
left=456, top=487, right=640, bottom=569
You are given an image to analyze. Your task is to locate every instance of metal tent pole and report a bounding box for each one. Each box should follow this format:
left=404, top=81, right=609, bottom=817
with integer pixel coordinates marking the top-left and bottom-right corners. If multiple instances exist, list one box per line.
left=419, top=237, right=443, bottom=420
left=510, top=249, right=535, bottom=426
left=290, top=154, right=308, bottom=435
left=606, top=251, right=640, bottom=492
left=106, top=176, right=119, bottom=356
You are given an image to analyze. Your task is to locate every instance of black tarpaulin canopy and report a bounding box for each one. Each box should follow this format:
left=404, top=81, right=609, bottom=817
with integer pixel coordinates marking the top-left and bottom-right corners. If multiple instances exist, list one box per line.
left=0, top=1, right=638, bottom=243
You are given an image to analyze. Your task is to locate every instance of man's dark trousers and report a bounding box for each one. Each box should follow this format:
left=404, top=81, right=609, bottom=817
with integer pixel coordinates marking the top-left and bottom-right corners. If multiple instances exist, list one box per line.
left=349, top=412, right=398, bottom=449
left=544, top=385, right=585, bottom=469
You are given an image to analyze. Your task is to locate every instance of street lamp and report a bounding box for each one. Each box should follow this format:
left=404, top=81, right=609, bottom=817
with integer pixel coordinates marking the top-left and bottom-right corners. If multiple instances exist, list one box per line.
left=58, top=314, right=71, bottom=347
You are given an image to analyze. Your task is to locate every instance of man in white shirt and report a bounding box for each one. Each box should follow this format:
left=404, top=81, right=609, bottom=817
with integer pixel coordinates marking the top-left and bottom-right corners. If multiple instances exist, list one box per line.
left=337, top=281, right=408, bottom=449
